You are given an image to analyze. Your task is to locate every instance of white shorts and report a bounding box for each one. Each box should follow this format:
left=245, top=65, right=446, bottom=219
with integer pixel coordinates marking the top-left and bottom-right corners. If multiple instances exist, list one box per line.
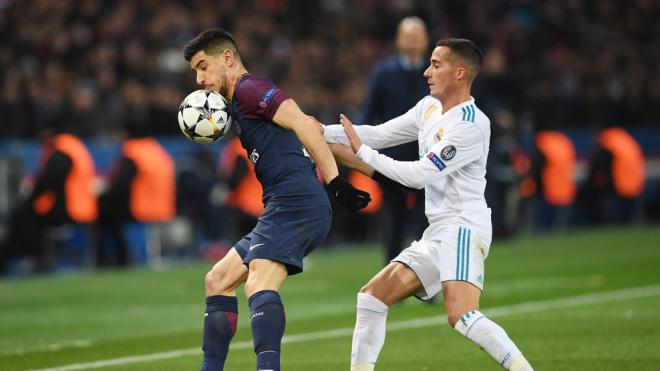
left=392, top=225, right=491, bottom=300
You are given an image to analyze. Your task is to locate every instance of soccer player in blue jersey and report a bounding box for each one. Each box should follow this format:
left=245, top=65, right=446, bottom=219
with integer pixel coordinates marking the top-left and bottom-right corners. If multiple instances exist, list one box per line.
left=183, top=28, right=371, bottom=371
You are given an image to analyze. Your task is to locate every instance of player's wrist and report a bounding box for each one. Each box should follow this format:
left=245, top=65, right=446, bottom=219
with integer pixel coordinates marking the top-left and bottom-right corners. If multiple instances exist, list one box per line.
left=326, top=175, right=341, bottom=190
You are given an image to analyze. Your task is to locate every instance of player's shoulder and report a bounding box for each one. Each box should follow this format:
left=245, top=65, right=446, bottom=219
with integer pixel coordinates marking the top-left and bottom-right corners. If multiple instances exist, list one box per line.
left=456, top=99, right=489, bottom=127
left=233, top=74, right=290, bottom=120
left=234, top=74, right=281, bottom=103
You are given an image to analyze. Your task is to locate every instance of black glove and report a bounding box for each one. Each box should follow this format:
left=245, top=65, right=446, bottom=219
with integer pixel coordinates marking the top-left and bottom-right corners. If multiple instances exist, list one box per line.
left=371, top=171, right=415, bottom=199
left=327, top=176, right=371, bottom=212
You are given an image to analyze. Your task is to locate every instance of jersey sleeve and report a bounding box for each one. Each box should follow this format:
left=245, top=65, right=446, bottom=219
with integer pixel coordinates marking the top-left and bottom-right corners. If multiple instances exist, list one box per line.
left=233, top=77, right=290, bottom=121
left=355, top=121, right=485, bottom=189
left=323, top=98, right=423, bottom=149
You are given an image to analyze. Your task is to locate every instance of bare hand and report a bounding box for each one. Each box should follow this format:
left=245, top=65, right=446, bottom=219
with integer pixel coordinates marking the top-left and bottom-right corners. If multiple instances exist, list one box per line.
left=339, top=114, right=362, bottom=153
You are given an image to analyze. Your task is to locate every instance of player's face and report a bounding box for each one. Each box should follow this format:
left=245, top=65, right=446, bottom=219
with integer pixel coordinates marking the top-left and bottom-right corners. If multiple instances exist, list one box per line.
left=190, top=50, right=230, bottom=96
left=423, top=46, right=460, bottom=99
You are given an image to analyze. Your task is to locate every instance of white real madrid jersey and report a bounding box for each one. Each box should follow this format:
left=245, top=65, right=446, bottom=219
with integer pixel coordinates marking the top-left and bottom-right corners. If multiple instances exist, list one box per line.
left=324, top=96, right=492, bottom=237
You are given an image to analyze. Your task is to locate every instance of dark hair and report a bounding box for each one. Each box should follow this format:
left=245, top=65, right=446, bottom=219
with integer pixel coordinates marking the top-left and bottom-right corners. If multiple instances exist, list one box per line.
left=436, top=38, right=483, bottom=78
left=183, top=28, right=241, bottom=62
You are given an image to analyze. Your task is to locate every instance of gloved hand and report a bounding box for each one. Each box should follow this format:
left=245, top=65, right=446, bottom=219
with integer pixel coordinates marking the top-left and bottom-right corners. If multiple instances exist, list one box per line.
left=327, top=176, right=371, bottom=212
left=371, top=171, right=415, bottom=199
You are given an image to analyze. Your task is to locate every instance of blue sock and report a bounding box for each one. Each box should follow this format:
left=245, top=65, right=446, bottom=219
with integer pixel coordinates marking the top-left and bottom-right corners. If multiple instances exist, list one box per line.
left=201, top=295, right=238, bottom=371
left=249, top=290, right=286, bottom=371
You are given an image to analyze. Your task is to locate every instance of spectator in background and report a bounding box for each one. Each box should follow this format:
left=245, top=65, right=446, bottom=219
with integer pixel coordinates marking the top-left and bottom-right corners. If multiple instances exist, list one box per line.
left=584, top=125, right=645, bottom=224
left=519, top=129, right=576, bottom=232
left=94, top=123, right=175, bottom=267
left=0, top=1, right=659, bottom=140
left=360, top=16, right=429, bottom=265
left=485, top=110, right=522, bottom=238
left=176, top=148, right=226, bottom=252
left=0, top=129, right=97, bottom=274
left=219, top=136, right=263, bottom=241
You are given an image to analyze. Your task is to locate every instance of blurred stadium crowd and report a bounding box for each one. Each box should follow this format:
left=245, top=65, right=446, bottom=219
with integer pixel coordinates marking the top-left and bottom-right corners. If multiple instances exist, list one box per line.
left=0, top=0, right=659, bottom=274
left=1, top=0, right=659, bottom=138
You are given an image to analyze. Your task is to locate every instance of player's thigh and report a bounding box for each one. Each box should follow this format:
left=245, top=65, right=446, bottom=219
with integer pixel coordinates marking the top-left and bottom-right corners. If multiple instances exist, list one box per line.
left=438, top=225, right=490, bottom=290
left=441, top=280, right=481, bottom=326
left=244, top=258, right=288, bottom=298
left=205, top=248, right=248, bottom=296
left=361, top=262, right=423, bottom=306
left=236, top=204, right=331, bottom=275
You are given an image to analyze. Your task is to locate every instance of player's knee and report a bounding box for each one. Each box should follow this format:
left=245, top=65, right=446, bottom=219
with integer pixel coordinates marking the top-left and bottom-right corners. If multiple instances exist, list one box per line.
left=243, top=276, right=269, bottom=298
left=243, top=281, right=257, bottom=298
left=205, top=268, right=235, bottom=294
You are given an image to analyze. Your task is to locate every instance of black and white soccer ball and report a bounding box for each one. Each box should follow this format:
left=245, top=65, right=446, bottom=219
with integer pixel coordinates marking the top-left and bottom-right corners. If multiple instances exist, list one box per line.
left=178, top=90, right=232, bottom=144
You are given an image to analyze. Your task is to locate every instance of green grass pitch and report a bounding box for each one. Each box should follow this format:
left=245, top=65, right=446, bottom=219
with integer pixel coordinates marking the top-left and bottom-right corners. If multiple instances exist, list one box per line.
left=1, top=226, right=659, bottom=370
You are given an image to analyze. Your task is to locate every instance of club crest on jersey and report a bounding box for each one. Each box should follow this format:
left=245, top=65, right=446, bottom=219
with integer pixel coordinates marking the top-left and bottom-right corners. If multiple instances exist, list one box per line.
left=434, top=128, right=444, bottom=143
left=249, top=148, right=260, bottom=165
left=440, top=145, right=456, bottom=161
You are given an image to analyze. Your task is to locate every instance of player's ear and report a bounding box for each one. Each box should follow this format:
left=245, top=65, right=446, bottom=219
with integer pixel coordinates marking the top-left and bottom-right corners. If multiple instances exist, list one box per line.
left=456, top=66, right=467, bottom=82
left=222, top=49, right=235, bottom=67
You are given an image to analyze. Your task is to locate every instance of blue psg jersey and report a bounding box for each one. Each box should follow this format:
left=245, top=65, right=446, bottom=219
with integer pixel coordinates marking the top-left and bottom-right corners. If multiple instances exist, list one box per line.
left=230, top=74, right=329, bottom=207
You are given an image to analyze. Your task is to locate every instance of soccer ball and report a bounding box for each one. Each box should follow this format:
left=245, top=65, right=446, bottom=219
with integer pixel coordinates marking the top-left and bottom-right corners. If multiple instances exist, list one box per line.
left=178, top=90, right=232, bottom=144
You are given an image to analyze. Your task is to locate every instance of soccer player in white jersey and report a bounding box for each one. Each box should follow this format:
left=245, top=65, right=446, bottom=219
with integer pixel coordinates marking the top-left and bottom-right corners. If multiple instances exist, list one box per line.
left=321, top=38, right=534, bottom=371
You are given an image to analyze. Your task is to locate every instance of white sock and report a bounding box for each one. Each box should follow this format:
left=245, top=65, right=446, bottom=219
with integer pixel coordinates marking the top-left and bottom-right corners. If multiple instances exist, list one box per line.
left=454, top=310, right=533, bottom=370
left=351, top=293, right=388, bottom=369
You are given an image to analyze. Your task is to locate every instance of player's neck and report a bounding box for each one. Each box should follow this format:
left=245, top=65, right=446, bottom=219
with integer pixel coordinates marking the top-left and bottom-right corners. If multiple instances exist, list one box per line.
left=227, top=67, right=249, bottom=101
left=440, top=93, right=472, bottom=113
left=440, top=88, right=471, bottom=114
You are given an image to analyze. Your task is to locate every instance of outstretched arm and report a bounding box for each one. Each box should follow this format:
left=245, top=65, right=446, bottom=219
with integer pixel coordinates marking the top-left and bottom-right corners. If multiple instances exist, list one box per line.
left=329, top=132, right=416, bottom=197
left=323, top=110, right=419, bottom=149
left=341, top=114, right=484, bottom=189
left=272, top=99, right=371, bottom=211
left=328, top=143, right=375, bottom=177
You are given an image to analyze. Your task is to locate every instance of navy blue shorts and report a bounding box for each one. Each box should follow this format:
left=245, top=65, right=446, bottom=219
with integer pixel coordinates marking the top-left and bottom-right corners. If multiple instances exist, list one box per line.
left=234, top=203, right=332, bottom=275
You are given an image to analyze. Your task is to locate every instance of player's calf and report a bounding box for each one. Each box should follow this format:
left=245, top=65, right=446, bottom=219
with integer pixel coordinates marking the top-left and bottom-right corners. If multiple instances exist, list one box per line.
left=453, top=309, right=533, bottom=371
left=350, top=293, right=388, bottom=371
left=249, top=290, right=286, bottom=371
left=201, top=295, right=238, bottom=371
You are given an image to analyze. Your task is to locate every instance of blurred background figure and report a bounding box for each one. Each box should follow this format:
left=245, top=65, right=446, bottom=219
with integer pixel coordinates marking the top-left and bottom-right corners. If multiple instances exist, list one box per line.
left=584, top=125, right=645, bottom=224
left=219, top=136, right=263, bottom=242
left=519, top=129, right=577, bottom=232
left=176, top=148, right=227, bottom=260
left=486, top=110, right=524, bottom=239
left=94, top=123, right=175, bottom=267
left=0, top=129, right=97, bottom=274
left=360, top=16, right=430, bottom=265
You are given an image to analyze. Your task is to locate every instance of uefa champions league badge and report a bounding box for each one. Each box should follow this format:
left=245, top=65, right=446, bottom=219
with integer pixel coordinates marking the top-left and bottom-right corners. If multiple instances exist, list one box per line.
left=440, top=145, right=456, bottom=161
